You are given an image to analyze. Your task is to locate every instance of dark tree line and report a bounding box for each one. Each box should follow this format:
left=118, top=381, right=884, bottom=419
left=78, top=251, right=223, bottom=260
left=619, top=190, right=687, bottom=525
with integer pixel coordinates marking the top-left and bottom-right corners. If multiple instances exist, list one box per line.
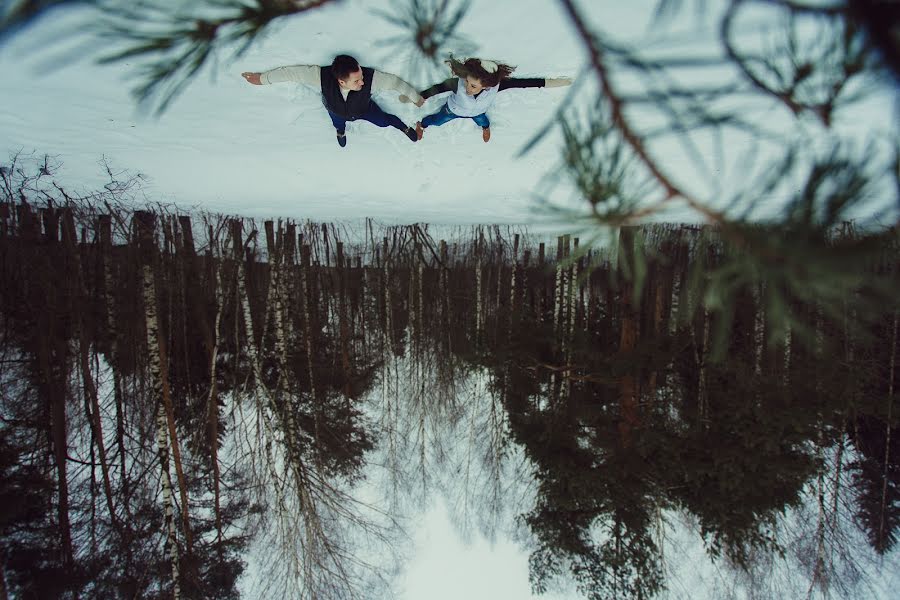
left=0, top=180, right=897, bottom=598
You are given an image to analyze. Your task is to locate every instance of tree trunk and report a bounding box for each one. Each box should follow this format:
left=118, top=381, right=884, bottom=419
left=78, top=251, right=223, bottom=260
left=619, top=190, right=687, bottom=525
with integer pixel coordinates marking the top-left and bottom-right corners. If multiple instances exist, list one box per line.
left=664, top=254, right=683, bottom=393
left=37, top=272, right=74, bottom=569
left=553, top=236, right=565, bottom=336
left=383, top=237, right=394, bottom=351
left=100, top=216, right=132, bottom=520
left=809, top=423, right=827, bottom=597
left=753, top=283, right=765, bottom=377
left=156, top=403, right=182, bottom=600
left=207, top=248, right=229, bottom=549
left=144, top=257, right=182, bottom=600
left=300, top=244, right=319, bottom=450
left=337, top=242, right=352, bottom=405
left=647, top=263, right=665, bottom=404
left=619, top=279, right=639, bottom=446
left=79, top=329, right=119, bottom=529
left=879, top=311, right=897, bottom=552
left=562, top=236, right=576, bottom=404
left=696, top=308, right=710, bottom=425
left=48, top=348, right=74, bottom=568
left=142, top=255, right=194, bottom=551
left=475, top=233, right=484, bottom=343
left=64, top=211, right=119, bottom=532
left=783, top=322, right=792, bottom=388
left=830, top=425, right=845, bottom=563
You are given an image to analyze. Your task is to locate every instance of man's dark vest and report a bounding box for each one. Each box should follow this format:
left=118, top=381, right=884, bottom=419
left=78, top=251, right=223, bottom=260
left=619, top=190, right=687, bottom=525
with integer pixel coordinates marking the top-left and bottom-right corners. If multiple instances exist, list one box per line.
left=320, top=66, right=375, bottom=119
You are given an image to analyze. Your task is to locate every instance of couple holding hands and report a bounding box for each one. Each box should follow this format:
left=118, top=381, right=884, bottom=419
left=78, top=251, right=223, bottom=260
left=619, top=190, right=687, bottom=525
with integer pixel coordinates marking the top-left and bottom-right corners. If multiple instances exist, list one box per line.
left=241, top=54, right=571, bottom=147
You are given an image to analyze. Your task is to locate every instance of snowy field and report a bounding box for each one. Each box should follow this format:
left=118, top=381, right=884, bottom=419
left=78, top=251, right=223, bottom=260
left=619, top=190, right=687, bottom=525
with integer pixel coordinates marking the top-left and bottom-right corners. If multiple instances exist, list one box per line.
left=3, top=0, right=894, bottom=227
left=2, top=0, right=590, bottom=224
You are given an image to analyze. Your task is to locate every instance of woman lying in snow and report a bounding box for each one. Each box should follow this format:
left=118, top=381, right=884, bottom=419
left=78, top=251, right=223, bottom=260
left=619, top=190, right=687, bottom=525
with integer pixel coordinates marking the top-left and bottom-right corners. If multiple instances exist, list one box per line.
left=404, top=57, right=572, bottom=142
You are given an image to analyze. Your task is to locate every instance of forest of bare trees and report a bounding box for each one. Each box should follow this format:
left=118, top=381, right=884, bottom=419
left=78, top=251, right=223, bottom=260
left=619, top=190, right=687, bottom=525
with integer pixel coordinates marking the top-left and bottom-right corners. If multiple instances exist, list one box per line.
left=0, top=170, right=897, bottom=598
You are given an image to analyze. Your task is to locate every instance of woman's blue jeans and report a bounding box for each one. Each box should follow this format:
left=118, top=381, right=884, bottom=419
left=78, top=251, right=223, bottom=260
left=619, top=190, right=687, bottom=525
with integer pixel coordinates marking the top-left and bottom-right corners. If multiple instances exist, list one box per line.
left=420, top=103, right=489, bottom=129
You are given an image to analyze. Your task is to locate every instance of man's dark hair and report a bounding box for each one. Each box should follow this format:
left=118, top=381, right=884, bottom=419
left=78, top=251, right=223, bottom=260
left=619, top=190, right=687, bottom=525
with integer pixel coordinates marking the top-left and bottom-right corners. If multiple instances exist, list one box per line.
left=332, top=55, right=360, bottom=81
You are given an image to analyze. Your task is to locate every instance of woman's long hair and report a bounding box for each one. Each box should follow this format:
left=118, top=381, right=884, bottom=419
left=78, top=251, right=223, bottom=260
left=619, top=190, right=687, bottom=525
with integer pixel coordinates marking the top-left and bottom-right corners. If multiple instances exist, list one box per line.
left=447, top=57, right=515, bottom=87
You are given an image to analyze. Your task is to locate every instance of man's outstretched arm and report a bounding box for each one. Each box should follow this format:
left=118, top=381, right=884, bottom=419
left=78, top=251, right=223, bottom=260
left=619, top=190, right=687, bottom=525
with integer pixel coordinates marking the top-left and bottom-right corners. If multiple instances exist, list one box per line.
left=417, top=78, right=457, bottom=100
left=241, top=65, right=321, bottom=87
left=374, top=70, right=425, bottom=106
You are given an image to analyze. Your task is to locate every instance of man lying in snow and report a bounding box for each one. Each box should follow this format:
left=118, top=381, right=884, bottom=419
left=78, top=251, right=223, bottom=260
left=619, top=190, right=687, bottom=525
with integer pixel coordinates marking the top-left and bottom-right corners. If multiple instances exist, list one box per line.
left=242, top=54, right=425, bottom=148
left=405, top=57, right=572, bottom=143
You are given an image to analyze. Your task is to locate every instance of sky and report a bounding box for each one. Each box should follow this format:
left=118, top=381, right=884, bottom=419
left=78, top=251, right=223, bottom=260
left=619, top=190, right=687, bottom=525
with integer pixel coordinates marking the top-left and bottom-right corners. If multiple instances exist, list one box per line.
left=2, top=1, right=899, bottom=598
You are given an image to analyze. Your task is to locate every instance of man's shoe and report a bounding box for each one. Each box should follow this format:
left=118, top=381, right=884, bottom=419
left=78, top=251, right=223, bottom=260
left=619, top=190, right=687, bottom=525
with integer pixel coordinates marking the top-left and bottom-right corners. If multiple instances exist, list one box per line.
left=336, top=130, right=347, bottom=147
left=482, top=127, right=491, bottom=143
left=403, top=126, right=418, bottom=142
left=416, top=122, right=424, bottom=140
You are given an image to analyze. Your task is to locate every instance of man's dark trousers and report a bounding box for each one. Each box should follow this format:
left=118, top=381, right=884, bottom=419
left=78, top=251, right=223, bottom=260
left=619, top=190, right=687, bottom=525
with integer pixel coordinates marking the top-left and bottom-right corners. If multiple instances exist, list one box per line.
left=327, top=102, right=407, bottom=133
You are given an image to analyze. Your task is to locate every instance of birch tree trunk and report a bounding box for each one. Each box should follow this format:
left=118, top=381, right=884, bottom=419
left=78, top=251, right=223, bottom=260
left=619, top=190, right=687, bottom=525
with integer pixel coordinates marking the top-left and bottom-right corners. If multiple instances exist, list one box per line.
left=664, top=254, right=683, bottom=393
left=271, top=229, right=306, bottom=459
left=475, top=233, right=484, bottom=343
left=537, top=242, right=546, bottom=324
left=783, top=322, right=792, bottom=388
left=753, top=283, right=765, bottom=377
left=509, top=234, right=519, bottom=318
left=157, top=402, right=182, bottom=600
left=144, top=263, right=182, bottom=600
left=135, top=212, right=195, bottom=556
left=550, top=237, right=565, bottom=403
left=207, top=243, right=229, bottom=548
left=697, top=308, right=710, bottom=425
left=879, top=311, right=897, bottom=551
left=418, top=252, right=425, bottom=350
left=553, top=236, right=564, bottom=336
left=142, top=257, right=194, bottom=552
left=566, top=238, right=580, bottom=404
left=383, top=237, right=394, bottom=352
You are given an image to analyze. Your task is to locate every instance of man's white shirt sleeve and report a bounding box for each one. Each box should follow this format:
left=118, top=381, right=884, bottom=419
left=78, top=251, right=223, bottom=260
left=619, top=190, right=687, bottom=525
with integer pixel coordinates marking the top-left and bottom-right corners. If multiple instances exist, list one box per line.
left=372, top=71, right=423, bottom=103
left=260, top=65, right=321, bottom=87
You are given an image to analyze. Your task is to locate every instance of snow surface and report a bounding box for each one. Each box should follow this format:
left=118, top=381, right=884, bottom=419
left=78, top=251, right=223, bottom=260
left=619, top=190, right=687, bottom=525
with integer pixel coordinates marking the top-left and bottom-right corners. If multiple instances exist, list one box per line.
left=2, top=1, right=899, bottom=599
left=2, top=0, right=587, bottom=224
left=3, top=0, right=895, bottom=227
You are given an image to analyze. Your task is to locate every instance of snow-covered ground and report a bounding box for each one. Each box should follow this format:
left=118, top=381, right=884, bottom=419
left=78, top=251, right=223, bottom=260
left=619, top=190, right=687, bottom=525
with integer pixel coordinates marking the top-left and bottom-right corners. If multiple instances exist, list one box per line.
left=2, top=0, right=588, bottom=223
left=4, top=0, right=895, bottom=227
